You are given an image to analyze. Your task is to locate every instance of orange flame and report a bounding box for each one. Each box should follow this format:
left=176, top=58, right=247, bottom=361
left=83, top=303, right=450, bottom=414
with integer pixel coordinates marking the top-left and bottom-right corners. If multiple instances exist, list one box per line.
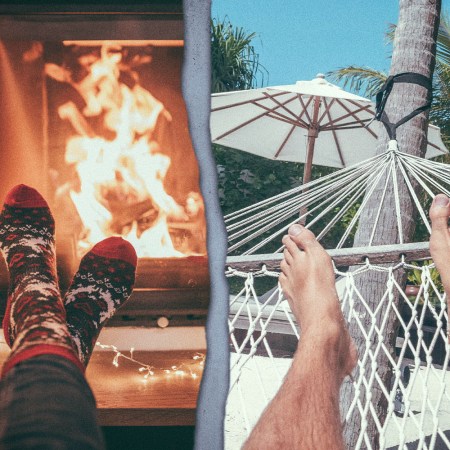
left=47, top=43, right=196, bottom=257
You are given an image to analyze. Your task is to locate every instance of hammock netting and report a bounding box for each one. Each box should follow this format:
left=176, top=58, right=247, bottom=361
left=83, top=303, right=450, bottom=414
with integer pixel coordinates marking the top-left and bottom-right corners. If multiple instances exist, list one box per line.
left=224, top=142, right=450, bottom=450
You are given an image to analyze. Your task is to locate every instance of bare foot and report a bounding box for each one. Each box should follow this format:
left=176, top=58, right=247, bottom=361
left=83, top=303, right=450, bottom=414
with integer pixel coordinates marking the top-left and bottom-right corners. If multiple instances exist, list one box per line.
left=279, top=224, right=357, bottom=379
left=429, top=194, right=450, bottom=301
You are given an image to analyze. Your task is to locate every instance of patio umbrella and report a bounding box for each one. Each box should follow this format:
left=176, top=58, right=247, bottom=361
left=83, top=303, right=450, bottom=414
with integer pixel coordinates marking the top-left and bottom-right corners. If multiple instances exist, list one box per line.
left=210, top=74, right=447, bottom=184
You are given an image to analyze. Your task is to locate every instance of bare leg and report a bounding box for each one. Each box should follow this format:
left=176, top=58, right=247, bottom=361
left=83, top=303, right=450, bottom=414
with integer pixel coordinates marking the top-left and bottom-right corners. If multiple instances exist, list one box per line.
left=243, top=225, right=357, bottom=450
left=429, top=194, right=450, bottom=339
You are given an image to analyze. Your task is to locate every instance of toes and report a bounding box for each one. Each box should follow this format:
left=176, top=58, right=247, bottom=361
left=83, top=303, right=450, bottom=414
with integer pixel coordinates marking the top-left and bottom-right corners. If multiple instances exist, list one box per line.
left=278, top=273, right=290, bottom=299
left=283, top=248, right=293, bottom=265
left=287, top=224, right=318, bottom=251
left=430, top=194, right=450, bottom=233
left=280, top=259, right=289, bottom=276
left=283, top=235, right=302, bottom=258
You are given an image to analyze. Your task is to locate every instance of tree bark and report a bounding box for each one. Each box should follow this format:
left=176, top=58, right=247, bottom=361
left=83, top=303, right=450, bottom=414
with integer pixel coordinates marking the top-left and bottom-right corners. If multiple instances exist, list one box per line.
left=340, top=1, right=441, bottom=449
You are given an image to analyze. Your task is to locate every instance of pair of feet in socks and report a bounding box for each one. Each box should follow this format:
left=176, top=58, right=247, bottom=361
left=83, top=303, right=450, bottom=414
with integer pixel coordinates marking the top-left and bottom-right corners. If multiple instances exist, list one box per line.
left=1, top=185, right=137, bottom=375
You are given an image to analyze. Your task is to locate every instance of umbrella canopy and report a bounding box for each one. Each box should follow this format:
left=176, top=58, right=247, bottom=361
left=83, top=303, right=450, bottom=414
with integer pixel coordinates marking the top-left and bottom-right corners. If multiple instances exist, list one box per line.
left=211, top=74, right=447, bottom=183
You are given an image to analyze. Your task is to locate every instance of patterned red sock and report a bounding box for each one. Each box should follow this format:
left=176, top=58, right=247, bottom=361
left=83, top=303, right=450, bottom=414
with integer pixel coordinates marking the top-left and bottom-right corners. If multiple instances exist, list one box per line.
left=0, top=185, right=81, bottom=376
left=64, top=237, right=137, bottom=366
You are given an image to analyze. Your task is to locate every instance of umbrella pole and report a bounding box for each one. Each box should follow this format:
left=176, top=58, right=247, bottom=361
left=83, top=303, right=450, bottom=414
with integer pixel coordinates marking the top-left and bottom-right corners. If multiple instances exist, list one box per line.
left=300, top=96, right=320, bottom=223
left=302, top=132, right=316, bottom=184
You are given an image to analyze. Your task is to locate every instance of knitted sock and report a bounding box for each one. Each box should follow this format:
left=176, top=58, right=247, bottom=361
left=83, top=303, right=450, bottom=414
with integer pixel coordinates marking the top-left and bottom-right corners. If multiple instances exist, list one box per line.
left=64, top=237, right=137, bottom=366
left=0, top=185, right=81, bottom=376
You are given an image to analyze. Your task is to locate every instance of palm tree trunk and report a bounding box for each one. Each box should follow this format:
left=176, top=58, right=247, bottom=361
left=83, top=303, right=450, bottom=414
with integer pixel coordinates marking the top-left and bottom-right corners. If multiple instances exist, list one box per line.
left=340, top=1, right=441, bottom=449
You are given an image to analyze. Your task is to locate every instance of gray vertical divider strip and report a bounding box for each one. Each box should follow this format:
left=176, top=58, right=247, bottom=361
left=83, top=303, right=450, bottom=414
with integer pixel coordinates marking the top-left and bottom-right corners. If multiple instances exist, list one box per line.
left=183, top=1, right=230, bottom=449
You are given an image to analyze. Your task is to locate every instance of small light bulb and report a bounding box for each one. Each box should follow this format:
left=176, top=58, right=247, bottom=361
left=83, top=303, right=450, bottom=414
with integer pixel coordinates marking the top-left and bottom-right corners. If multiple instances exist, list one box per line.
left=157, top=316, right=170, bottom=328
left=113, top=354, right=120, bottom=367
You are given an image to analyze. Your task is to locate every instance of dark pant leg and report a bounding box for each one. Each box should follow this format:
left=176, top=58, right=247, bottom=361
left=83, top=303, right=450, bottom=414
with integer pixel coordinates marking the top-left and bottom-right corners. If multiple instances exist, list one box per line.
left=0, top=355, right=105, bottom=450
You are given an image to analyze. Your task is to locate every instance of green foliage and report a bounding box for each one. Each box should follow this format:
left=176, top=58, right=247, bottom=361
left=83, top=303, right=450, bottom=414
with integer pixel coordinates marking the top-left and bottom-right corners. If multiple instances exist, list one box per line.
left=215, top=144, right=303, bottom=254
left=215, top=144, right=303, bottom=215
left=211, top=17, right=267, bottom=93
left=407, top=261, right=443, bottom=305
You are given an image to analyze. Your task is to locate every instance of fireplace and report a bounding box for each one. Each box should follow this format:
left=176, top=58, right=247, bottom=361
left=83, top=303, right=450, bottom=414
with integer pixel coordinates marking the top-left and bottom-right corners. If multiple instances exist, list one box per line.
left=0, top=2, right=209, bottom=327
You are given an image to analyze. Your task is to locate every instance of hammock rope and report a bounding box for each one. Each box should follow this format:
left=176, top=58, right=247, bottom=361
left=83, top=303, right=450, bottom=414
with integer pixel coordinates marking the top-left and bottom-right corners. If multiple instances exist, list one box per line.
left=225, top=141, right=450, bottom=254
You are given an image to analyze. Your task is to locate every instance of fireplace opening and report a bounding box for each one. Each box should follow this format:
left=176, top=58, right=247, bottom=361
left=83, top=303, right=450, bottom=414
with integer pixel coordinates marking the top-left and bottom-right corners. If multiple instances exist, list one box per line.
left=0, top=10, right=209, bottom=326
left=44, top=40, right=206, bottom=260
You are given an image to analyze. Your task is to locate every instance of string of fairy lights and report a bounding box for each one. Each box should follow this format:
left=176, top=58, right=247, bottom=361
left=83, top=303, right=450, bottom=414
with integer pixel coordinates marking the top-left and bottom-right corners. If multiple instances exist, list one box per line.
left=0, top=337, right=205, bottom=382
left=95, top=341, right=205, bottom=381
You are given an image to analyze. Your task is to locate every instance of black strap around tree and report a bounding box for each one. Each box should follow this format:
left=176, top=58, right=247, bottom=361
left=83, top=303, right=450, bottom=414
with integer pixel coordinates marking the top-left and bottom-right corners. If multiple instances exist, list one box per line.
left=374, top=72, right=432, bottom=140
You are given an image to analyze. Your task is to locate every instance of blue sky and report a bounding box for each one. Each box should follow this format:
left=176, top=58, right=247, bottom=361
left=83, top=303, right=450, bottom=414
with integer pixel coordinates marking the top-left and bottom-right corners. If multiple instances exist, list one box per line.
left=211, top=0, right=448, bottom=89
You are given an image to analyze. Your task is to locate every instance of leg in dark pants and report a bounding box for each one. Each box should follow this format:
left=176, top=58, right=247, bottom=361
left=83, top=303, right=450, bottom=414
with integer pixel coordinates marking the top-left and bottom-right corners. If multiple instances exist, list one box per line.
left=0, top=355, right=105, bottom=450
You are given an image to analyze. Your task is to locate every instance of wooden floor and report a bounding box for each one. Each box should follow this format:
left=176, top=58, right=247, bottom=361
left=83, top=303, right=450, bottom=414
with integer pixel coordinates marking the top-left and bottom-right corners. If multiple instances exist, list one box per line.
left=0, top=346, right=203, bottom=426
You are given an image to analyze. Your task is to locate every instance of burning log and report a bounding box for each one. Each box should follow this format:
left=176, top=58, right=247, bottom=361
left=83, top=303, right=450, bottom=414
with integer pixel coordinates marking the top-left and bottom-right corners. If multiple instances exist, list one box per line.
left=106, top=198, right=158, bottom=234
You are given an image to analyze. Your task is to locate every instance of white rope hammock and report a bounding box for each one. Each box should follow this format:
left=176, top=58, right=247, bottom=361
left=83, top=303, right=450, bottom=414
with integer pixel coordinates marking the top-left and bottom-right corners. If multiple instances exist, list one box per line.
left=225, top=140, right=450, bottom=254
left=224, top=140, right=450, bottom=449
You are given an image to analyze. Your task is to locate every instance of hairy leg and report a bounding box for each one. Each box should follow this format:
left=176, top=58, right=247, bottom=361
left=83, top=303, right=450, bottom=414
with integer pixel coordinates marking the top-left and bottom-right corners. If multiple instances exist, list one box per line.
left=243, top=225, right=357, bottom=450
left=429, top=194, right=450, bottom=339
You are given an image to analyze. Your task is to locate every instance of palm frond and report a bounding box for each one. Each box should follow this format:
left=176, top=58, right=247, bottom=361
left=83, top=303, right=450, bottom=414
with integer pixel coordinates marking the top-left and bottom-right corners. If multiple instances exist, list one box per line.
left=211, top=17, right=268, bottom=93
left=385, top=23, right=396, bottom=44
left=327, top=66, right=387, bottom=99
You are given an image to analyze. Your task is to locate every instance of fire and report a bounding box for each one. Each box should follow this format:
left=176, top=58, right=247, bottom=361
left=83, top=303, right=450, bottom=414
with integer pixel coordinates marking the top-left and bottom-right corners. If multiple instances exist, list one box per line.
left=45, top=42, right=204, bottom=258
